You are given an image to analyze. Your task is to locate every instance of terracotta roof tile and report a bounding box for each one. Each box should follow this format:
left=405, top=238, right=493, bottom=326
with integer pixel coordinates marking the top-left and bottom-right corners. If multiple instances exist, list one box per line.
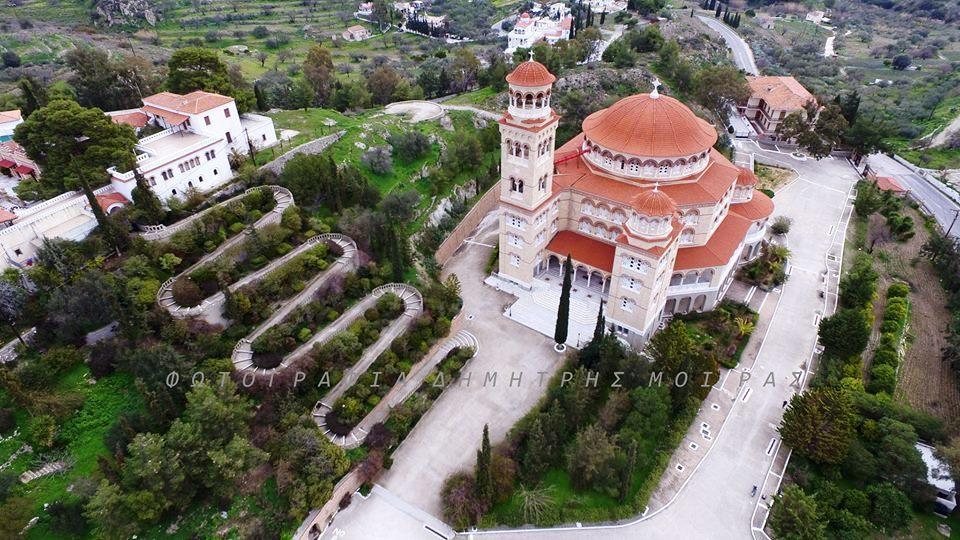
left=632, top=188, right=676, bottom=216
left=0, top=208, right=15, bottom=222
left=142, top=104, right=190, bottom=125
left=0, top=110, right=21, bottom=123
left=506, top=60, right=556, bottom=87
left=111, top=111, right=149, bottom=128
left=736, top=167, right=758, bottom=186
left=674, top=213, right=751, bottom=270
left=143, top=91, right=234, bottom=115
left=582, top=94, right=718, bottom=158
left=546, top=230, right=615, bottom=272
left=874, top=176, right=908, bottom=193
left=95, top=192, right=129, bottom=212
left=730, top=191, right=774, bottom=221
left=747, top=76, right=815, bottom=111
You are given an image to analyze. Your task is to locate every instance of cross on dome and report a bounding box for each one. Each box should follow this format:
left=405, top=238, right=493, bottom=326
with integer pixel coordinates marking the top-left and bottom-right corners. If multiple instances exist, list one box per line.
left=529, top=50, right=535, bottom=62
left=650, top=78, right=660, bottom=99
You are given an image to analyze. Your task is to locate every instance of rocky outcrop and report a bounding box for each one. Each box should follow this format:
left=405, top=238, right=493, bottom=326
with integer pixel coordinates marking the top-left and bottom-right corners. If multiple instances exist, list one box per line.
left=93, top=0, right=160, bottom=26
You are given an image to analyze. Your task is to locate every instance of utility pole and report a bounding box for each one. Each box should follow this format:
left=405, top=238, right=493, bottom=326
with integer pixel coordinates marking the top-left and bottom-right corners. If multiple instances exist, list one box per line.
left=946, top=209, right=960, bottom=237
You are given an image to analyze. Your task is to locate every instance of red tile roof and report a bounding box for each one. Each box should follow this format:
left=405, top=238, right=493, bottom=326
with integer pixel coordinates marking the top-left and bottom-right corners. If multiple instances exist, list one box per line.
left=0, top=159, right=14, bottom=168
left=142, top=104, right=189, bottom=125
left=143, top=91, right=234, bottom=115
left=552, top=134, right=740, bottom=209
left=632, top=188, right=676, bottom=216
left=582, top=93, right=718, bottom=158
left=730, top=191, right=774, bottom=221
left=13, top=165, right=33, bottom=175
left=874, top=176, right=908, bottom=193
left=95, top=192, right=129, bottom=212
left=546, top=230, right=616, bottom=272
left=736, top=167, right=758, bottom=186
left=0, top=208, right=15, bottom=222
left=674, top=213, right=751, bottom=270
left=747, top=76, right=815, bottom=111
left=506, top=60, right=556, bottom=87
left=111, top=111, right=149, bottom=128
left=0, top=110, right=21, bottom=123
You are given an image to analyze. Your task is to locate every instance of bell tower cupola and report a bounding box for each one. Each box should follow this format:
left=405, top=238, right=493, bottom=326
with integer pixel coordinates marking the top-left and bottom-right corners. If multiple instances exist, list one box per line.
left=499, top=58, right=560, bottom=211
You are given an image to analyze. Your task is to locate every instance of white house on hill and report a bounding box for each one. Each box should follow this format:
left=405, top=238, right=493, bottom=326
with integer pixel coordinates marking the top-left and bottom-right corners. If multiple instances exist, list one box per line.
left=0, top=90, right=278, bottom=270
left=107, top=90, right=277, bottom=202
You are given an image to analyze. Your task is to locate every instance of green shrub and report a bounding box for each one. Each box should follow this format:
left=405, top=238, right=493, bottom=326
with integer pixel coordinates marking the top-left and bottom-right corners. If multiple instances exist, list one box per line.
left=868, top=364, right=897, bottom=394
left=172, top=277, right=204, bottom=307
left=887, top=283, right=909, bottom=298
left=229, top=222, right=245, bottom=234
left=872, top=347, right=899, bottom=368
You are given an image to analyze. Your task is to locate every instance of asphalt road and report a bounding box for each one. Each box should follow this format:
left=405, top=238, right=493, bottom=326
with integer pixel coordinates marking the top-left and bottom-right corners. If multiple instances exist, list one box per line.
left=696, top=15, right=759, bottom=75
left=867, top=153, right=960, bottom=237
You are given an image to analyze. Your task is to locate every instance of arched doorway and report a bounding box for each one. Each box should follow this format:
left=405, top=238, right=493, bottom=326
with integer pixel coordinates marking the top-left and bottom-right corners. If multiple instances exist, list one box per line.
left=664, top=298, right=676, bottom=315
left=678, top=297, right=692, bottom=314
left=693, top=295, right=706, bottom=312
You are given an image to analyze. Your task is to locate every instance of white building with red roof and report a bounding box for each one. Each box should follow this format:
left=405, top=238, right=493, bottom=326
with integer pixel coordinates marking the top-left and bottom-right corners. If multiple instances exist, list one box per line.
left=505, top=9, right=574, bottom=55
left=496, top=62, right=774, bottom=345
left=742, top=76, right=816, bottom=136
left=106, top=90, right=278, bottom=202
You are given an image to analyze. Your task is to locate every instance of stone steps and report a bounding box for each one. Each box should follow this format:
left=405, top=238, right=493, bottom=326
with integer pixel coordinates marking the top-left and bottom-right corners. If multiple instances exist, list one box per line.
left=19, top=461, right=68, bottom=484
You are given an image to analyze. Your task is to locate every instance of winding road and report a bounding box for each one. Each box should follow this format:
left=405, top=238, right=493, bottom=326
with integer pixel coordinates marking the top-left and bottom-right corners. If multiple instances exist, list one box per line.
left=696, top=15, right=759, bottom=75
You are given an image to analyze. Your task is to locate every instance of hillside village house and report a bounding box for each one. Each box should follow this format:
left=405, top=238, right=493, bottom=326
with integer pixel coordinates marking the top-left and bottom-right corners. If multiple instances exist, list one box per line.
left=505, top=9, right=573, bottom=55
left=742, top=76, right=815, bottom=137
left=0, top=90, right=277, bottom=270
left=342, top=25, right=372, bottom=41
left=495, top=61, right=774, bottom=346
left=107, top=90, right=277, bottom=202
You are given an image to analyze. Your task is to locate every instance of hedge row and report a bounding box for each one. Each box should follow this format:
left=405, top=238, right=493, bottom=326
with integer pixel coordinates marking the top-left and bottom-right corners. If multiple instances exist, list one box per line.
left=867, top=283, right=910, bottom=395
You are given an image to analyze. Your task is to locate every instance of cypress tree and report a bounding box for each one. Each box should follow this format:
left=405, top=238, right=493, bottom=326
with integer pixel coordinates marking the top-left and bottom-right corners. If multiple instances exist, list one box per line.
left=599, top=9, right=606, bottom=25
left=723, top=6, right=729, bottom=21
left=254, top=81, right=268, bottom=111
left=554, top=254, right=573, bottom=346
left=592, top=299, right=606, bottom=343
left=715, top=1, right=722, bottom=17
left=132, top=167, right=165, bottom=225
left=475, top=424, right=493, bottom=503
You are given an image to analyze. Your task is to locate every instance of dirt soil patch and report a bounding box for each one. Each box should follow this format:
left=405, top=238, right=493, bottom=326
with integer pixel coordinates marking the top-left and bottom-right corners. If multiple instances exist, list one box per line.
left=756, top=164, right=798, bottom=192
left=865, top=207, right=960, bottom=424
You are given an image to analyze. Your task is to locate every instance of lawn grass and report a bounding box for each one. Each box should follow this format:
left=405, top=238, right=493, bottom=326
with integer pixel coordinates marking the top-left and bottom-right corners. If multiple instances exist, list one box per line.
left=0, top=368, right=145, bottom=540
left=260, top=106, right=498, bottom=233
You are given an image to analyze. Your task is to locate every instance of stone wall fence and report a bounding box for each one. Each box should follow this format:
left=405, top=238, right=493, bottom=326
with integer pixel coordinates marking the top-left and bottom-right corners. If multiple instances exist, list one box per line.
left=435, top=180, right=501, bottom=265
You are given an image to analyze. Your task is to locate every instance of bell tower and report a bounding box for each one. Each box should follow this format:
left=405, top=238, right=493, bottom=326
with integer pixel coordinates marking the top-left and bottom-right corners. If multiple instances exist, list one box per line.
left=498, top=58, right=559, bottom=211
left=497, top=59, right=560, bottom=289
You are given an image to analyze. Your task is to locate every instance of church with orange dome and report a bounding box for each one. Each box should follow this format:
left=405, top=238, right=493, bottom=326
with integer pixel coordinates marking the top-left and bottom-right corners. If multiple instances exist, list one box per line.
left=495, top=60, right=774, bottom=345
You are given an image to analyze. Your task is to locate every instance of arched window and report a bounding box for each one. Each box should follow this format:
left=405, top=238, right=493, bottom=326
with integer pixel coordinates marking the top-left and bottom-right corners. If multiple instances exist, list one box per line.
left=517, top=179, right=524, bottom=193
left=514, top=142, right=522, bottom=157
left=524, top=94, right=533, bottom=108
left=698, top=269, right=714, bottom=284
left=510, top=177, right=517, bottom=191
left=680, top=228, right=695, bottom=244
left=658, top=161, right=671, bottom=176
left=535, top=93, right=544, bottom=107
left=523, top=145, right=530, bottom=159
left=670, top=273, right=683, bottom=286
left=539, top=176, right=546, bottom=190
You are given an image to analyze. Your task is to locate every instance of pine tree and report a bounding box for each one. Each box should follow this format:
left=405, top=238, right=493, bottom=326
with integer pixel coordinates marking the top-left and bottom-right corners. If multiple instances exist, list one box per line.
left=132, top=167, right=165, bottom=225
left=475, top=424, right=493, bottom=504
left=554, top=254, right=573, bottom=346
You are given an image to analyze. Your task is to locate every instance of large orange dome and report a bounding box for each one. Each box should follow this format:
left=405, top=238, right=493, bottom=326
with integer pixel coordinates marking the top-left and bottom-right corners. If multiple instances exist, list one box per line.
left=632, top=188, right=676, bottom=216
left=506, top=60, right=556, bottom=87
left=582, top=93, right=718, bottom=158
